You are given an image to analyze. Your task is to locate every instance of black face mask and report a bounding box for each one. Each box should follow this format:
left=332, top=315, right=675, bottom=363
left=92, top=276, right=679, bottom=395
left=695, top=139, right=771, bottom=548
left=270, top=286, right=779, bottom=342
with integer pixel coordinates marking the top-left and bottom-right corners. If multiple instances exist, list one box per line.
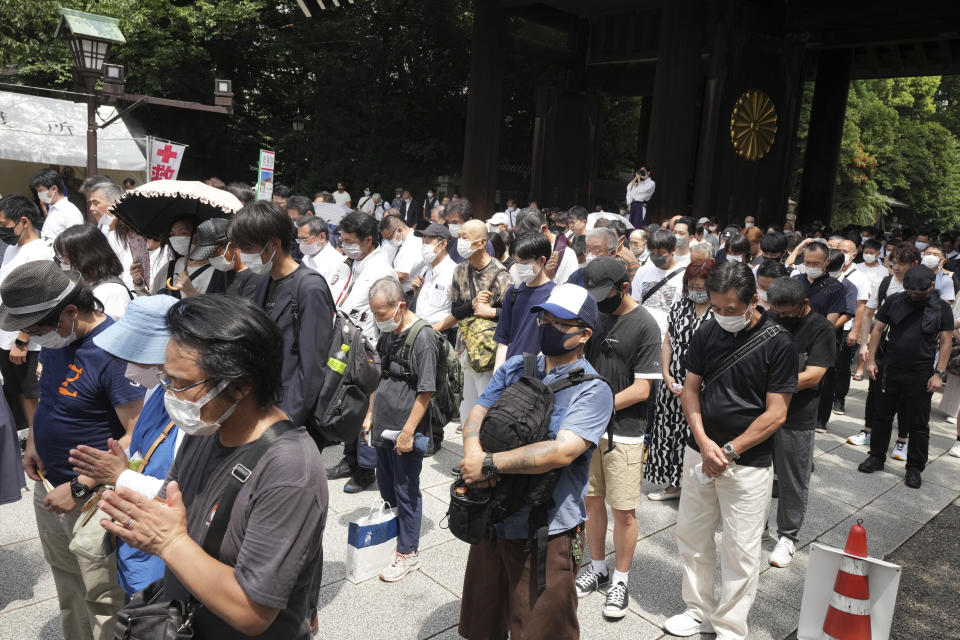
left=778, top=316, right=804, bottom=331
left=0, top=222, right=21, bottom=246
left=596, top=292, right=623, bottom=315
left=539, top=323, right=584, bottom=356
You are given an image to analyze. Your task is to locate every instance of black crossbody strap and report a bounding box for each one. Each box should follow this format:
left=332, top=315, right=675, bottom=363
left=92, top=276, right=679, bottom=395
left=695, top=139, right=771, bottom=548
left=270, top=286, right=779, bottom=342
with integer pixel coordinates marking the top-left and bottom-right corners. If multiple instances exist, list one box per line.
left=703, top=325, right=785, bottom=388
left=641, top=267, right=685, bottom=303
left=523, top=352, right=539, bottom=378
left=201, top=421, right=293, bottom=559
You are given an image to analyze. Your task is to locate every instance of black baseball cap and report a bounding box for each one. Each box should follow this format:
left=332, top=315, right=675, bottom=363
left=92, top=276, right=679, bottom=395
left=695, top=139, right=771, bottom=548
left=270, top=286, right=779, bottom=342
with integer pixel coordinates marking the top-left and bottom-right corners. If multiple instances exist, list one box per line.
left=414, top=223, right=451, bottom=241
left=903, top=265, right=935, bottom=292
left=582, top=257, right=627, bottom=301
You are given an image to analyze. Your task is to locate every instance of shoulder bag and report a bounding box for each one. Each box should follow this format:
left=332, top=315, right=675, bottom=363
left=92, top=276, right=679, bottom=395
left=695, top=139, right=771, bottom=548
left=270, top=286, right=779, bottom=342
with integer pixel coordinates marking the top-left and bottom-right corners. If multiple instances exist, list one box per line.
left=641, top=267, right=685, bottom=303
left=112, top=421, right=292, bottom=640
left=458, top=266, right=501, bottom=372
left=702, top=324, right=786, bottom=389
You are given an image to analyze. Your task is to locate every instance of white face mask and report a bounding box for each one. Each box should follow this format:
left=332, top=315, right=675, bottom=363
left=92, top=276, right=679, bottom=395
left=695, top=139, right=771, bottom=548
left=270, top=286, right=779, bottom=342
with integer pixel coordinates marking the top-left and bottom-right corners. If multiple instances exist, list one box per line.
left=758, top=289, right=768, bottom=302
left=239, top=246, right=275, bottom=275
left=744, top=222, right=755, bottom=228
left=427, top=192, right=434, bottom=198
left=674, top=234, right=689, bottom=248
left=99, top=213, right=116, bottom=232
left=829, top=270, right=842, bottom=279
left=921, top=254, right=940, bottom=270
left=209, top=254, right=234, bottom=271
left=342, top=242, right=365, bottom=260
left=514, top=261, right=540, bottom=284
left=124, top=363, right=159, bottom=388
left=805, top=267, right=824, bottom=279
left=715, top=306, right=753, bottom=334
left=631, top=246, right=647, bottom=259
left=447, top=224, right=462, bottom=236
left=60, top=261, right=72, bottom=271
left=457, top=238, right=478, bottom=259
left=298, top=239, right=322, bottom=257
left=163, top=379, right=238, bottom=437
left=708, top=226, right=717, bottom=232
left=33, top=317, right=77, bottom=349
left=375, top=303, right=402, bottom=333
left=421, top=242, right=440, bottom=263
left=37, top=189, right=54, bottom=204
left=584, top=252, right=598, bottom=263
left=387, top=231, right=403, bottom=248
left=863, top=253, right=878, bottom=264
left=726, top=254, right=743, bottom=263
left=843, top=252, right=854, bottom=266
left=169, top=236, right=191, bottom=256
left=915, top=241, right=929, bottom=251
left=364, top=189, right=371, bottom=196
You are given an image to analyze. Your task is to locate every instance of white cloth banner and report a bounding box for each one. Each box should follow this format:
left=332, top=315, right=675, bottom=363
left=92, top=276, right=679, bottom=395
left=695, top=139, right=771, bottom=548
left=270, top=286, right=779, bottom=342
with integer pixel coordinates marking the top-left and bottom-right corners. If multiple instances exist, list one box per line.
left=148, top=138, right=186, bottom=181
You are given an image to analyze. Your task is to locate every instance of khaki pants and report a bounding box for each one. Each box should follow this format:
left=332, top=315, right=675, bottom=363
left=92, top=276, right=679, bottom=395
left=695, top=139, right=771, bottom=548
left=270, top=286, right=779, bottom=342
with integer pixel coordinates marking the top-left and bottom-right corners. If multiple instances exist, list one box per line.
left=33, top=481, right=124, bottom=640
left=458, top=351, right=493, bottom=425
left=675, top=447, right=773, bottom=640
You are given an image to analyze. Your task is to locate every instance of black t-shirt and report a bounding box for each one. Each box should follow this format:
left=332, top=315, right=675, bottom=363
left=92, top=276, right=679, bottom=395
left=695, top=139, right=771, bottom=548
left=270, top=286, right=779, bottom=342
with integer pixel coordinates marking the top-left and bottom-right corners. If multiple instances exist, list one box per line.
left=264, top=270, right=296, bottom=313
left=793, top=273, right=850, bottom=317
left=372, top=323, right=439, bottom=445
left=876, top=292, right=953, bottom=372
left=585, top=305, right=662, bottom=439
left=682, top=309, right=798, bottom=466
left=226, top=269, right=260, bottom=299
left=161, top=426, right=328, bottom=640
left=768, top=310, right=836, bottom=430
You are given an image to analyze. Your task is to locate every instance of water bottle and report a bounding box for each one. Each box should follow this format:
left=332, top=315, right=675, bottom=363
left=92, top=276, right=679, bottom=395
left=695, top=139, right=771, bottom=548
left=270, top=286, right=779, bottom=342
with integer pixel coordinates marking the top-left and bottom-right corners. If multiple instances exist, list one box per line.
left=327, top=343, right=350, bottom=374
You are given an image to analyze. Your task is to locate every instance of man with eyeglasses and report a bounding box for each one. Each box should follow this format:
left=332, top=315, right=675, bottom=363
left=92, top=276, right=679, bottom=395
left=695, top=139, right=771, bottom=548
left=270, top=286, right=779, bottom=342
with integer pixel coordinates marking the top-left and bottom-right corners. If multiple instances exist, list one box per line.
left=0, top=261, right=144, bottom=640
left=764, top=277, right=835, bottom=569
left=296, top=215, right=349, bottom=304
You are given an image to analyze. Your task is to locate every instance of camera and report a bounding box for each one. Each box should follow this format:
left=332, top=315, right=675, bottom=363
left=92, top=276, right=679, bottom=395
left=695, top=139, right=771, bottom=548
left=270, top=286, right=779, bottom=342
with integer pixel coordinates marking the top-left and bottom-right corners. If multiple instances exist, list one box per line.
left=637, top=169, right=648, bottom=179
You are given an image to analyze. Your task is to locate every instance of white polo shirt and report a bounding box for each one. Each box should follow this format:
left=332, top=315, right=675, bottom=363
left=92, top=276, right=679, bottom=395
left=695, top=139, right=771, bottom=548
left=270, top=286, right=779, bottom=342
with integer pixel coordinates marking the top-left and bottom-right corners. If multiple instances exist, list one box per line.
left=41, top=197, right=84, bottom=244
left=416, top=255, right=456, bottom=324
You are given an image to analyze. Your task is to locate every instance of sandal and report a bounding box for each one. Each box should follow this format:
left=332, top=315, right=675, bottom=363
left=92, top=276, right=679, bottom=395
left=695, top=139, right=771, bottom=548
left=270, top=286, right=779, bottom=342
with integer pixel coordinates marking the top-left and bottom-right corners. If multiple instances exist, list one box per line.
left=852, top=373, right=864, bottom=381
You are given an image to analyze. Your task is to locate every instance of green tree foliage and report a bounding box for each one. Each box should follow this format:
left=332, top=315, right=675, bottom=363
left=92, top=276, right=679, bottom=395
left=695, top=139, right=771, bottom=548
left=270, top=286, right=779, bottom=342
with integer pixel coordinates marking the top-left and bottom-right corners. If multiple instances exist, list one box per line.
left=794, top=76, right=960, bottom=230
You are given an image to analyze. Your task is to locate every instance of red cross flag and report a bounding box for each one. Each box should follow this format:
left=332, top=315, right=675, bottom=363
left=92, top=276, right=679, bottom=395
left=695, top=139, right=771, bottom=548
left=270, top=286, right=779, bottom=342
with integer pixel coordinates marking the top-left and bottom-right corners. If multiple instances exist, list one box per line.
left=149, top=139, right=187, bottom=181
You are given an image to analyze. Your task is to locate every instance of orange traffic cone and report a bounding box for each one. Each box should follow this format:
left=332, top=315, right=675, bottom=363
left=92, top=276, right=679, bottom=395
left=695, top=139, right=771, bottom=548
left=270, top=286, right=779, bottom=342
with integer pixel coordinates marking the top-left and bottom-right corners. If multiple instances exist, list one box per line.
left=822, top=519, right=871, bottom=639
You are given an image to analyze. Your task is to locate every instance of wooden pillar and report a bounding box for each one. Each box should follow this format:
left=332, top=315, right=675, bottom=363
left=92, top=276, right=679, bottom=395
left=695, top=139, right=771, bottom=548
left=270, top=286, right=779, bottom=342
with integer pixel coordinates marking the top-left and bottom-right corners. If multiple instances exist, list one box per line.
left=646, top=0, right=706, bottom=221
left=635, top=96, right=652, bottom=165
left=461, top=0, right=506, bottom=219
left=796, top=49, right=854, bottom=226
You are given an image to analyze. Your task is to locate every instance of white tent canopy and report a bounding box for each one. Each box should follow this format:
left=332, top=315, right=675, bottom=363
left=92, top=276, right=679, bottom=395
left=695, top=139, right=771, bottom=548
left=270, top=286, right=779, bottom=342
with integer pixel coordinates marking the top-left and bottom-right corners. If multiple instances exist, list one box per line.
left=0, top=89, right=146, bottom=195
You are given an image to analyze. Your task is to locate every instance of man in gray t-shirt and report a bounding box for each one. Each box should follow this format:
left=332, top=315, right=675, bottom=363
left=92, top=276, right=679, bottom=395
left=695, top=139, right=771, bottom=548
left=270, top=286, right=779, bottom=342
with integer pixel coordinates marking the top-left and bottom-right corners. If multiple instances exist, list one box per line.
left=367, top=277, right=438, bottom=583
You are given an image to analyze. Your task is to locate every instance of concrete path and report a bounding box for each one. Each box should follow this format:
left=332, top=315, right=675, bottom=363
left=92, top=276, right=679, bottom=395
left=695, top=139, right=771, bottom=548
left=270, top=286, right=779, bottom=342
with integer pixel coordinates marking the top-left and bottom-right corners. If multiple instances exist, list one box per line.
left=2, top=377, right=958, bottom=639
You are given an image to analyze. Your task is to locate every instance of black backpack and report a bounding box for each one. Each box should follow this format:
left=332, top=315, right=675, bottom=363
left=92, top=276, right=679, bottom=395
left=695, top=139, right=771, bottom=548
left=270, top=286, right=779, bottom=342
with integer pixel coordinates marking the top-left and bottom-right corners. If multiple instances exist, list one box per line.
left=446, top=353, right=611, bottom=592
left=377, top=319, right=463, bottom=446
left=288, top=268, right=381, bottom=448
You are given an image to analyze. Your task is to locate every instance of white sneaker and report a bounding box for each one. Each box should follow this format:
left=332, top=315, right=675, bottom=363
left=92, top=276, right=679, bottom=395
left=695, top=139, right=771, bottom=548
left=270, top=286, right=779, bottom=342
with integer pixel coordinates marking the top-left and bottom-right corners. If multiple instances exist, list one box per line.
left=949, top=440, right=960, bottom=458
left=379, top=552, right=419, bottom=582
left=648, top=488, right=681, bottom=501
left=847, top=430, right=871, bottom=446
left=663, top=611, right=714, bottom=636
left=946, top=416, right=957, bottom=425
left=769, top=536, right=796, bottom=568
left=891, top=441, right=908, bottom=461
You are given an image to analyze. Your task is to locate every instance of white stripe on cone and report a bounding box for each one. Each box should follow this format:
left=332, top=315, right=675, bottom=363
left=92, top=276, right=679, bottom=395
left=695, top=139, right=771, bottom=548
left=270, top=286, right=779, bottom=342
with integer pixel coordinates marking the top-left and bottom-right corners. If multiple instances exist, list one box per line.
left=828, top=592, right=872, bottom=617
left=840, top=556, right=869, bottom=576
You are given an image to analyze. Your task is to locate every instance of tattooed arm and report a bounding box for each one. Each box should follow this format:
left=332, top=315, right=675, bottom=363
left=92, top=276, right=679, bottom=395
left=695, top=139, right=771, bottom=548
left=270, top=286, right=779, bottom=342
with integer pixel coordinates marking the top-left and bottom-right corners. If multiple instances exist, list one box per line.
left=490, top=430, right=592, bottom=474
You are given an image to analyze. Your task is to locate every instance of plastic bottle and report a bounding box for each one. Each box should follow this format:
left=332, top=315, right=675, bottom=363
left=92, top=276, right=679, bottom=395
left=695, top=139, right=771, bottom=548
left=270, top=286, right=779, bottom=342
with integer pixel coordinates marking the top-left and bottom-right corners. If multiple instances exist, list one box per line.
left=327, top=343, right=350, bottom=374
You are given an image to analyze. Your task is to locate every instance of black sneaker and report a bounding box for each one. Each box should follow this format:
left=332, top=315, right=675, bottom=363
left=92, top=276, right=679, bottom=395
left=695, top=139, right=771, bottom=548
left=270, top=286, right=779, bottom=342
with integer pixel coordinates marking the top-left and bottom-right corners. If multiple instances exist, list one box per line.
left=575, top=566, right=609, bottom=599
left=905, top=468, right=922, bottom=489
left=857, top=455, right=885, bottom=474
left=343, top=469, right=376, bottom=493
left=326, top=457, right=355, bottom=480
left=833, top=397, right=845, bottom=415
left=602, top=581, right=629, bottom=619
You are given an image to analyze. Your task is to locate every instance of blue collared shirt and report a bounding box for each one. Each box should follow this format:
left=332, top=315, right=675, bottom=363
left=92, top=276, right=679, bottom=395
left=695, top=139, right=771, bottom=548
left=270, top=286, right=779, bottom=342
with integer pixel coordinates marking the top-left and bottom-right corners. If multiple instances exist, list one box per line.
left=477, top=354, right=614, bottom=538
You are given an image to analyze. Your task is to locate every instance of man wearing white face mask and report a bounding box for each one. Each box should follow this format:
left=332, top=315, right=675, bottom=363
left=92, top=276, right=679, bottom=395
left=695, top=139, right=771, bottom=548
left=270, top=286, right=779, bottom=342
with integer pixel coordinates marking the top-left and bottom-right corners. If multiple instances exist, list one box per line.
left=296, top=215, right=349, bottom=303
left=921, top=244, right=956, bottom=303
left=227, top=201, right=335, bottom=437
left=0, top=261, right=145, bottom=640
left=673, top=216, right=695, bottom=267
left=492, top=234, right=555, bottom=370
left=410, top=224, right=455, bottom=327
left=663, top=261, right=797, bottom=639
left=791, top=242, right=849, bottom=328
left=379, top=214, right=423, bottom=301
left=29, top=169, right=84, bottom=244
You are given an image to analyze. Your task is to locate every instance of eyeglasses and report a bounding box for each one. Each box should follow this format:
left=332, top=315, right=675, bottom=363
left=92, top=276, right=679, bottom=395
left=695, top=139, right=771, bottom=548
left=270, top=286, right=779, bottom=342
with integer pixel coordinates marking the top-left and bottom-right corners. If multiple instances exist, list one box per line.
left=536, top=315, right=584, bottom=332
left=297, top=235, right=316, bottom=244
left=156, top=372, right=213, bottom=394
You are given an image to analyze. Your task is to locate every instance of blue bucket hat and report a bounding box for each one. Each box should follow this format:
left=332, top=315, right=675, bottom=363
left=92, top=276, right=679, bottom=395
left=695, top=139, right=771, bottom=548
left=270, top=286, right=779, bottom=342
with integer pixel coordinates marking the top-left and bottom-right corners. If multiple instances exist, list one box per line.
left=93, top=294, right=179, bottom=364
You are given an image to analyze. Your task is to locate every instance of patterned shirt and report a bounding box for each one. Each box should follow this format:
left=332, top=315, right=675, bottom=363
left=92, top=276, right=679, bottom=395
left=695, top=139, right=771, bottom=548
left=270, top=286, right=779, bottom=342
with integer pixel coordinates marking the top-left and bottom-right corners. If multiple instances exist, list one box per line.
left=448, top=257, right=513, bottom=309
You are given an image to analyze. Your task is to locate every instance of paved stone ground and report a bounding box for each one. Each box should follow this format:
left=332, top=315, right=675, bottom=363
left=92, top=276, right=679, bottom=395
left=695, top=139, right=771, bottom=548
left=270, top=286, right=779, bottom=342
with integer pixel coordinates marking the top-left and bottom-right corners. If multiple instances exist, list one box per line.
left=2, top=377, right=959, bottom=639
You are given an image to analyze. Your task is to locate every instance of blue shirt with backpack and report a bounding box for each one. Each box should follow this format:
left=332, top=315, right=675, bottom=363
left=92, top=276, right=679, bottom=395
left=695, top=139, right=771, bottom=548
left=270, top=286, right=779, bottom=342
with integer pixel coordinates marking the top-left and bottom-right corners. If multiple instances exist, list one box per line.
left=476, top=354, right=614, bottom=539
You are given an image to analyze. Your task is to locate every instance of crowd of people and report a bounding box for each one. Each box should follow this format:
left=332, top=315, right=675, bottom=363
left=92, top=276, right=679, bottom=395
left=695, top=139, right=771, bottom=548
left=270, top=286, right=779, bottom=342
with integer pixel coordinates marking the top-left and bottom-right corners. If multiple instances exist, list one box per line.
left=0, top=166, right=957, bottom=640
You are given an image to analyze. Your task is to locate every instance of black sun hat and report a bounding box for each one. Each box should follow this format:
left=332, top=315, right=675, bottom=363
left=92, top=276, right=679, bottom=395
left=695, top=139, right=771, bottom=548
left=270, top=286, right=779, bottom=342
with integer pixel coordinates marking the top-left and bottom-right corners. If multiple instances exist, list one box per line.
left=0, top=261, right=82, bottom=331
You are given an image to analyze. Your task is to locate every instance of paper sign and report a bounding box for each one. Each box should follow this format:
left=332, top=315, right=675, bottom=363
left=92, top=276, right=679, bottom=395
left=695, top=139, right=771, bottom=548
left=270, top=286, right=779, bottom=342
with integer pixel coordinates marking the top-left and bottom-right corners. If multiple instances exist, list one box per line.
left=149, top=139, right=185, bottom=181
left=256, top=149, right=275, bottom=201
left=798, top=543, right=902, bottom=640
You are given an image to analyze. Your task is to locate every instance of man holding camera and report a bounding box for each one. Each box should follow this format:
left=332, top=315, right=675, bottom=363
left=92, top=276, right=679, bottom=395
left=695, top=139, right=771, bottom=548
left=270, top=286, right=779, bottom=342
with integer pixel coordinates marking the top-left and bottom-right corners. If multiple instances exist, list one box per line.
left=626, top=166, right=655, bottom=229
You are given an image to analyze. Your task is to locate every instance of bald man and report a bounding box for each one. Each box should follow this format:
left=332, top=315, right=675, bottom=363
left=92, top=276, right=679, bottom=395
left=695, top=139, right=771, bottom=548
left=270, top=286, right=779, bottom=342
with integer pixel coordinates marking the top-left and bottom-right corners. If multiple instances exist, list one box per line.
left=434, top=219, right=513, bottom=426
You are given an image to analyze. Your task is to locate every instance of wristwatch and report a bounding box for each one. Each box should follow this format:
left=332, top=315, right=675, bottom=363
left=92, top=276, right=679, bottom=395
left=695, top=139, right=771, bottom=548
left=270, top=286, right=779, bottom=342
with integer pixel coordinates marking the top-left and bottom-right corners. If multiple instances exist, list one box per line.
left=722, top=442, right=740, bottom=461
left=481, top=454, right=499, bottom=480
left=14, top=337, right=28, bottom=348
left=70, top=478, right=92, bottom=499
left=936, top=369, right=948, bottom=383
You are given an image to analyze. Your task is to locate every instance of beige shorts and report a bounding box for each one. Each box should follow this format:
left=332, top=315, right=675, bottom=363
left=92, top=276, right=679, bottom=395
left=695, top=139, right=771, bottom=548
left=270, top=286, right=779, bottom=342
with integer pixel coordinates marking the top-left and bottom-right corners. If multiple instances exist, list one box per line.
left=586, top=438, right=645, bottom=511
